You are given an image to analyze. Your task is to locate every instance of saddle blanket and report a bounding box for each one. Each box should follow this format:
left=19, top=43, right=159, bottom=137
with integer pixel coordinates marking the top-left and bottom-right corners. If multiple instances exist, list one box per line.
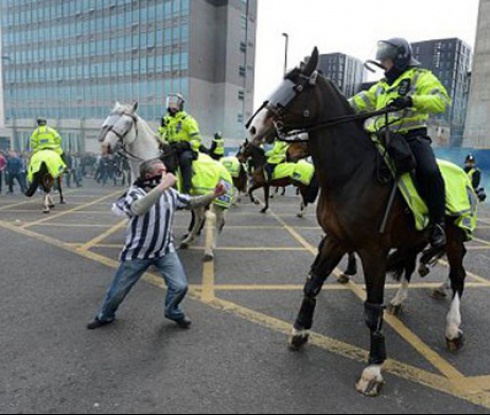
left=27, top=150, right=66, bottom=183
left=220, top=156, right=242, bottom=179
left=272, top=160, right=315, bottom=186
left=181, top=153, right=234, bottom=209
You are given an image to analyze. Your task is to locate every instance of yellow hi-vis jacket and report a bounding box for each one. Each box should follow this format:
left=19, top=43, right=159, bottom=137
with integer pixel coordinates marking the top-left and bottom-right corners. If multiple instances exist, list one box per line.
left=30, top=126, right=63, bottom=156
left=349, top=68, right=450, bottom=134
left=266, top=141, right=289, bottom=165
left=158, top=111, right=202, bottom=152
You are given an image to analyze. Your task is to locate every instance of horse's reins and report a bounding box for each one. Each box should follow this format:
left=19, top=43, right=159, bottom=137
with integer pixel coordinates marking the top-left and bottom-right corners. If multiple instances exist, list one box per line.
left=273, top=107, right=401, bottom=143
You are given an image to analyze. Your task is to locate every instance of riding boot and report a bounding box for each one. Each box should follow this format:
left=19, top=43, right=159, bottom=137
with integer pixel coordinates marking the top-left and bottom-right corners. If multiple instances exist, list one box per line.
left=430, top=222, right=446, bottom=248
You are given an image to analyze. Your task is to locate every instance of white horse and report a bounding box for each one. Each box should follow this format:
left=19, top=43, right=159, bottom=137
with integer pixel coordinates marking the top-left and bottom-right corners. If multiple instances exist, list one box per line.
left=98, top=102, right=228, bottom=262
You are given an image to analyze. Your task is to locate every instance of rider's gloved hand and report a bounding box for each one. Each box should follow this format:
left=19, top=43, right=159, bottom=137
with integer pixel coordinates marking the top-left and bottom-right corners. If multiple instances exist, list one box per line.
left=389, top=96, right=413, bottom=110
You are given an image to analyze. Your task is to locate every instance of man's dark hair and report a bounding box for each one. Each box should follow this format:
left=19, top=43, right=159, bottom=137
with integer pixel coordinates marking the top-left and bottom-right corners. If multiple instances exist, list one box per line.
left=139, top=158, right=165, bottom=179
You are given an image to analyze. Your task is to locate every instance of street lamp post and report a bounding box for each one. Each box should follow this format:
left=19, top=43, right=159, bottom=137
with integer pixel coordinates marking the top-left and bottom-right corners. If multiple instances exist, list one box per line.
left=282, top=33, right=289, bottom=75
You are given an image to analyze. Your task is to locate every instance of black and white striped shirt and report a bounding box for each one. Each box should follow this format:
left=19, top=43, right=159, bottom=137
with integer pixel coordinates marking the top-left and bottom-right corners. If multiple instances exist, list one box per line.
left=114, top=186, right=191, bottom=261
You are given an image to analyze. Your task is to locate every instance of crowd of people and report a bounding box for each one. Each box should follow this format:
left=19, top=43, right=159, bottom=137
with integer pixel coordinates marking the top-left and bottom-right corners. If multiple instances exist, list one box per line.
left=0, top=150, right=133, bottom=195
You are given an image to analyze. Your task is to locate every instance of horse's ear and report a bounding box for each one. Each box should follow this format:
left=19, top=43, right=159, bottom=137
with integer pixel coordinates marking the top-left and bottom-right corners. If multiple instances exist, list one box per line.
left=303, top=47, right=319, bottom=77
left=132, top=101, right=139, bottom=112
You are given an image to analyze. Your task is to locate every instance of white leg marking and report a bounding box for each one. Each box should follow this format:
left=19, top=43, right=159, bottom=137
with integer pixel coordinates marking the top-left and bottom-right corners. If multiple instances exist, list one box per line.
left=446, top=293, right=462, bottom=340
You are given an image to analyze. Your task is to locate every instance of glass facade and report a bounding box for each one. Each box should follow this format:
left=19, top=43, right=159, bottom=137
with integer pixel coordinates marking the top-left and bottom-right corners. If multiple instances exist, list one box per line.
left=412, top=38, right=472, bottom=147
left=1, top=0, right=190, bottom=122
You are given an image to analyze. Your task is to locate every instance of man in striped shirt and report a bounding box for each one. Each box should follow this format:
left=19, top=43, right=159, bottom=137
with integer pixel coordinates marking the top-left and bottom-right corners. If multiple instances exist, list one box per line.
left=87, top=158, right=225, bottom=330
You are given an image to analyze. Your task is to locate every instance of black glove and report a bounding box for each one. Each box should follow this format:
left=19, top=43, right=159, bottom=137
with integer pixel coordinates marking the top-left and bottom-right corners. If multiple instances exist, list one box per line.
left=389, top=96, right=413, bottom=110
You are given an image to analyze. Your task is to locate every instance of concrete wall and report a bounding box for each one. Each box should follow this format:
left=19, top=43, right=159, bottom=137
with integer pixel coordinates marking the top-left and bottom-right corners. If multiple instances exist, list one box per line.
left=464, top=0, right=490, bottom=148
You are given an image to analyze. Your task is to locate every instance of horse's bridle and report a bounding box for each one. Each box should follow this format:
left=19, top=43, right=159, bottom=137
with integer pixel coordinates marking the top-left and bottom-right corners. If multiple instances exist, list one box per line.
left=99, top=110, right=145, bottom=161
left=258, top=72, right=401, bottom=143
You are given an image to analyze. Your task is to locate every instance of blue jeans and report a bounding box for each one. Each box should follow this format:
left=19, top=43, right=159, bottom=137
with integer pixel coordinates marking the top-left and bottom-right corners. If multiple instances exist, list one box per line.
left=96, top=252, right=188, bottom=323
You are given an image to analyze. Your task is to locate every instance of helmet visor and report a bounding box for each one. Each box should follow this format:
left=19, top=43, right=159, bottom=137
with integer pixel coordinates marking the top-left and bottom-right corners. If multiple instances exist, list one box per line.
left=166, top=95, right=184, bottom=111
left=375, top=41, right=398, bottom=62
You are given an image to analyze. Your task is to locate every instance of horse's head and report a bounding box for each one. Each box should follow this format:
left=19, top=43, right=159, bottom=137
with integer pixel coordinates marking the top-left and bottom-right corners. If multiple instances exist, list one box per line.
left=247, top=47, right=322, bottom=146
left=98, top=102, right=139, bottom=155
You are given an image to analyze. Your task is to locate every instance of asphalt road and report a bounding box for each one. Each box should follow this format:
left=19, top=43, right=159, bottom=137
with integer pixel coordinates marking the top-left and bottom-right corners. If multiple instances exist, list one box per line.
left=0, top=180, right=490, bottom=414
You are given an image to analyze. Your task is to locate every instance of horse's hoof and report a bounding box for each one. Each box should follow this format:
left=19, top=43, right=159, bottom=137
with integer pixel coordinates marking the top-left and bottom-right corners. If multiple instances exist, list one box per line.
left=356, top=378, right=385, bottom=397
left=43, top=210, right=50, bottom=214
left=179, top=243, right=190, bottom=250
left=386, top=303, right=403, bottom=316
left=49, top=204, right=55, bottom=209
left=203, top=254, right=214, bottom=263
left=253, top=200, right=260, bottom=206
left=60, top=200, right=67, bottom=205
left=296, top=213, right=304, bottom=219
left=260, top=208, right=268, bottom=214
left=446, top=333, right=464, bottom=352
left=418, top=263, right=430, bottom=278
left=337, top=274, right=350, bottom=284
left=430, top=288, right=448, bottom=300
left=288, top=332, right=309, bottom=351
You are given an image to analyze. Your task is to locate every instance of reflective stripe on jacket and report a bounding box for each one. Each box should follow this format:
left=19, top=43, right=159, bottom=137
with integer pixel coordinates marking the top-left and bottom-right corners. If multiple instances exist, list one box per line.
left=159, top=111, right=202, bottom=152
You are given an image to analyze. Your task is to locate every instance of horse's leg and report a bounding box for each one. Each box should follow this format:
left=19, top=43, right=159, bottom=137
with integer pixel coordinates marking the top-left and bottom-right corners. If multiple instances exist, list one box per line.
left=43, top=192, right=50, bottom=214
left=355, top=249, right=388, bottom=397
left=444, top=227, right=467, bottom=351
left=58, top=177, right=65, bottom=204
left=297, top=200, right=307, bottom=219
left=289, top=236, right=346, bottom=350
left=248, top=183, right=261, bottom=205
left=431, top=277, right=450, bottom=299
left=260, top=185, right=270, bottom=213
left=180, top=206, right=206, bottom=250
left=338, top=252, right=358, bottom=284
left=203, top=205, right=226, bottom=262
left=386, top=254, right=417, bottom=316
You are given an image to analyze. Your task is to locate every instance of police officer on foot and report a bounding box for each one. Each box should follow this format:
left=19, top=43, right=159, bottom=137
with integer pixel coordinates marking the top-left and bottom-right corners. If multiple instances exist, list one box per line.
left=349, top=37, right=450, bottom=248
left=158, top=94, right=201, bottom=194
left=464, top=154, right=486, bottom=202
left=30, top=117, right=65, bottom=162
left=210, top=131, right=225, bottom=161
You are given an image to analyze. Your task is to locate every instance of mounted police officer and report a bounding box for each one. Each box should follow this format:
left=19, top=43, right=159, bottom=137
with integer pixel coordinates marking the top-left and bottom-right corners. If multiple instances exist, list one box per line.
left=30, top=117, right=65, bottom=162
left=349, top=38, right=450, bottom=249
left=209, top=131, right=225, bottom=161
left=158, top=94, right=202, bottom=194
left=264, top=140, right=289, bottom=181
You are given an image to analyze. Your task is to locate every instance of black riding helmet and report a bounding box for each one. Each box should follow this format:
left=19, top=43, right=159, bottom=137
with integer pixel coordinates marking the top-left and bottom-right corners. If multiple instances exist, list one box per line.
left=214, top=131, right=223, bottom=140
left=465, top=154, right=476, bottom=164
left=376, top=38, right=420, bottom=71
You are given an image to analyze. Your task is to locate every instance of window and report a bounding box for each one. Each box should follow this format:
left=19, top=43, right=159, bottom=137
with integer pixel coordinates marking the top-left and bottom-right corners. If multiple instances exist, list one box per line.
left=239, top=66, right=246, bottom=77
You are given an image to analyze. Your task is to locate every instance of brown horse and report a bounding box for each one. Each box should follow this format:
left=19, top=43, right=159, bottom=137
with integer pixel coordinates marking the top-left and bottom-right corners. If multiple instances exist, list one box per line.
left=25, top=157, right=66, bottom=214
left=238, top=140, right=318, bottom=217
left=247, top=47, right=469, bottom=396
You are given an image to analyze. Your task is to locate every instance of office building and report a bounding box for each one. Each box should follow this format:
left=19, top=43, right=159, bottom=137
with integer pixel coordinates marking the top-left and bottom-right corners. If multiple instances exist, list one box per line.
left=0, top=0, right=257, bottom=152
left=412, top=38, right=472, bottom=147
left=464, top=0, right=490, bottom=148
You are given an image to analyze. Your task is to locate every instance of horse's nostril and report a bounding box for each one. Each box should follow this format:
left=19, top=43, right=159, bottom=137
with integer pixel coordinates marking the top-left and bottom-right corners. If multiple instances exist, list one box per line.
left=250, top=126, right=257, bottom=135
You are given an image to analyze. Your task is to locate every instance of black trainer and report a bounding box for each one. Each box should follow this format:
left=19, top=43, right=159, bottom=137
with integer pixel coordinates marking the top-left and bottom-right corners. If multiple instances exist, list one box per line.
left=174, top=317, right=192, bottom=329
left=87, top=317, right=114, bottom=330
left=430, top=223, right=447, bottom=248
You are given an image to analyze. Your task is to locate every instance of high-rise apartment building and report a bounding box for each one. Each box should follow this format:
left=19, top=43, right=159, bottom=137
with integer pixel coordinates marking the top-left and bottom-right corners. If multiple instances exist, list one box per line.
left=464, top=0, right=490, bottom=148
left=0, top=0, right=256, bottom=152
left=412, top=38, right=472, bottom=147
left=318, top=53, right=365, bottom=98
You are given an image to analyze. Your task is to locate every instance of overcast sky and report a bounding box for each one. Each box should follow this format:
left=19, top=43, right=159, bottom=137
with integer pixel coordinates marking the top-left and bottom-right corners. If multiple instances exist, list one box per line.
left=253, top=0, right=481, bottom=108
